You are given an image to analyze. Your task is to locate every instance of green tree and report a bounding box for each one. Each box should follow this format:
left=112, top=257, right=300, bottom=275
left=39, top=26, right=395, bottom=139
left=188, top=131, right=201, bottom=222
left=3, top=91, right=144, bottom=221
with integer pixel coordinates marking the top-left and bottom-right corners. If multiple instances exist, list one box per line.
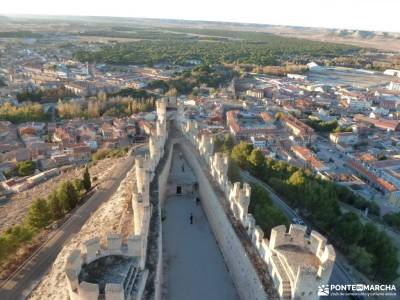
left=383, top=212, right=400, bottom=231
left=222, top=134, right=234, bottom=153
left=213, top=136, right=224, bottom=153
left=348, top=245, right=374, bottom=275
left=26, top=198, right=52, bottom=229
left=73, top=178, right=84, bottom=192
left=231, top=141, right=253, bottom=168
left=248, top=148, right=266, bottom=177
left=0, top=224, right=34, bottom=265
left=359, top=223, right=399, bottom=282
left=5, top=224, right=33, bottom=244
left=249, top=184, right=289, bottom=234
left=335, top=212, right=364, bottom=246
left=227, top=158, right=242, bottom=183
left=16, top=160, right=36, bottom=176
left=48, top=191, right=64, bottom=220
left=82, top=166, right=91, bottom=191
left=58, top=181, right=79, bottom=212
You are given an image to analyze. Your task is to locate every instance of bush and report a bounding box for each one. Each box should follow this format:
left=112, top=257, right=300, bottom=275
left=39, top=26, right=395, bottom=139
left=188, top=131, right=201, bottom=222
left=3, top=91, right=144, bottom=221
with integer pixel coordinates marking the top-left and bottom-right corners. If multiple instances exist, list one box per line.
left=383, top=213, right=400, bottom=231
left=0, top=177, right=89, bottom=267
left=58, top=181, right=79, bottom=212
left=348, top=245, right=374, bottom=275
left=16, top=160, right=36, bottom=177
left=92, top=147, right=129, bottom=161
left=82, top=166, right=91, bottom=191
left=249, top=184, right=289, bottom=234
left=48, top=191, right=64, bottom=220
left=26, top=198, right=52, bottom=230
left=0, top=224, right=34, bottom=265
left=227, top=158, right=242, bottom=184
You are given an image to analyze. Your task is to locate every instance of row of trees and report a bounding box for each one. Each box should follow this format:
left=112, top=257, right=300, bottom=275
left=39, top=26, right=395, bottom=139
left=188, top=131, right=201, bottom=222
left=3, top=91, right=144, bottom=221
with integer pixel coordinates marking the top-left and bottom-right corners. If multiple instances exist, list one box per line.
left=0, top=102, right=47, bottom=123
left=17, top=86, right=73, bottom=104
left=251, top=64, right=308, bottom=76
left=230, top=141, right=398, bottom=283
left=57, top=93, right=155, bottom=119
left=249, top=183, right=290, bottom=235
left=57, top=100, right=82, bottom=119
left=0, top=167, right=91, bottom=266
left=0, top=89, right=154, bottom=124
left=0, top=31, right=42, bottom=38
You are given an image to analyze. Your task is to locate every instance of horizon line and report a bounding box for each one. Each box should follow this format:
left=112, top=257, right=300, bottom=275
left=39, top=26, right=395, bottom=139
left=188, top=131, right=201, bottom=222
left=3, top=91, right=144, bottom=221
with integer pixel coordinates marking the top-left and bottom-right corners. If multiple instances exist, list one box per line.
left=1, top=13, right=400, bottom=34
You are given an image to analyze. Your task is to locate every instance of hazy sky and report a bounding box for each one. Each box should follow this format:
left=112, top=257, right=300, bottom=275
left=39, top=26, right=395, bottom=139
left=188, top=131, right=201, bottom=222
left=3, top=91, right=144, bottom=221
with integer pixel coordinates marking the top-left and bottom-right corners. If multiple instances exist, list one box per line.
left=2, top=0, right=400, bottom=32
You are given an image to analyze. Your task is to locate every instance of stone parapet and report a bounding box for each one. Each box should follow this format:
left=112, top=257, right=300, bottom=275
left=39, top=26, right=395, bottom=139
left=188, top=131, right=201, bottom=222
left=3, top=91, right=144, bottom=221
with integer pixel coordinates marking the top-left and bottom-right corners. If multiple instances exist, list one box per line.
left=65, top=233, right=145, bottom=300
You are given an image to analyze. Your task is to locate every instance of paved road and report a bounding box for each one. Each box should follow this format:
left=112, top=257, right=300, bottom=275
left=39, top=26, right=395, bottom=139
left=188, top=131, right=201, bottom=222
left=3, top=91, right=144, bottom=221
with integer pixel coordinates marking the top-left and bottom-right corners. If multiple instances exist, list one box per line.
left=0, top=146, right=145, bottom=300
left=241, top=171, right=353, bottom=299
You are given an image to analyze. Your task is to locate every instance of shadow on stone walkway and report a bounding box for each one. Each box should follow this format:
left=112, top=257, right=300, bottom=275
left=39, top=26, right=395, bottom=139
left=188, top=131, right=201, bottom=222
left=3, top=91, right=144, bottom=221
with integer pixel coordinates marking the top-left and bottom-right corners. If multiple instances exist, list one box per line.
left=163, top=195, right=239, bottom=300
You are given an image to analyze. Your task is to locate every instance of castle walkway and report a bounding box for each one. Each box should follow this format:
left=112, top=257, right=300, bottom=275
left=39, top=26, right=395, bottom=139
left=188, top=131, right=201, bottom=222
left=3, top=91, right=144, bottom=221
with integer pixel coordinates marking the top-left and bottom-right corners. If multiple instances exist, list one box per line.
left=162, top=149, right=239, bottom=300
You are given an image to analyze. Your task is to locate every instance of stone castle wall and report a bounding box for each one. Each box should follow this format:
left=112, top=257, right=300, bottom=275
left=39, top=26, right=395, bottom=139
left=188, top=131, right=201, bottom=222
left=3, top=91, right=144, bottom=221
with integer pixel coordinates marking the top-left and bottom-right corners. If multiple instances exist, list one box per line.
left=178, top=141, right=269, bottom=300
left=153, top=142, right=175, bottom=300
left=65, top=98, right=169, bottom=300
left=177, top=99, right=335, bottom=300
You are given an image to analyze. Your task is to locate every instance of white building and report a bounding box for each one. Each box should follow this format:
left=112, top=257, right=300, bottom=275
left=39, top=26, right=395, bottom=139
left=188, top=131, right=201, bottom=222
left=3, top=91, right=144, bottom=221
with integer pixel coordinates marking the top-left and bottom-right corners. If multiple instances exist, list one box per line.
left=287, top=74, right=308, bottom=81
left=307, top=62, right=321, bottom=70
left=388, top=80, right=400, bottom=93
left=384, top=69, right=400, bottom=77
left=330, top=132, right=358, bottom=145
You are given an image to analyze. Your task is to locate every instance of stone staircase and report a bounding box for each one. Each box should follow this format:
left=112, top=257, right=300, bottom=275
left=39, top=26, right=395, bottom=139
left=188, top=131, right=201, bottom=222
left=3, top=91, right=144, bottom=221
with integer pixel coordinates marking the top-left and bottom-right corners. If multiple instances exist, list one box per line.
left=124, top=263, right=139, bottom=297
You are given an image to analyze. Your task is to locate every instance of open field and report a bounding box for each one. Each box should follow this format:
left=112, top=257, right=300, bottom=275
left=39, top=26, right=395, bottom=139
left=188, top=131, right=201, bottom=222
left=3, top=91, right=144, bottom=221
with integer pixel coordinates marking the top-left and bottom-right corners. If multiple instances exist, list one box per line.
left=0, top=157, right=123, bottom=233
left=307, top=66, right=393, bottom=88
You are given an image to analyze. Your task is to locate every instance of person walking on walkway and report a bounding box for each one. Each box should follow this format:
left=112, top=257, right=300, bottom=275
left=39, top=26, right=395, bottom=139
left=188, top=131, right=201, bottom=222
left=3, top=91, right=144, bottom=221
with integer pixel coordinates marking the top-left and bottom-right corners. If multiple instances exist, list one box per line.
left=189, top=213, right=193, bottom=224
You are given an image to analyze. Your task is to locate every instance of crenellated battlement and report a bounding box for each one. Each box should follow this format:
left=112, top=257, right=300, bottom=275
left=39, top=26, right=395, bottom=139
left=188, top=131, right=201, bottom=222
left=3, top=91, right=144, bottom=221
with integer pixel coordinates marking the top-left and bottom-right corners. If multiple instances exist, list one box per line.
left=268, top=224, right=335, bottom=299
left=198, top=133, right=214, bottom=159
left=156, top=98, right=167, bottom=124
left=65, top=233, right=145, bottom=300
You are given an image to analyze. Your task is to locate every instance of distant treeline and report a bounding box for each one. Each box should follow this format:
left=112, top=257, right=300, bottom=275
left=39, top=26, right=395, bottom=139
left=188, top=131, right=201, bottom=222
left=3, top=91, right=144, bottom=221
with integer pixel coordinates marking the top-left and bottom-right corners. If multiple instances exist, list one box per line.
left=74, top=28, right=360, bottom=67
left=0, top=31, right=43, bottom=38
left=16, top=86, right=74, bottom=103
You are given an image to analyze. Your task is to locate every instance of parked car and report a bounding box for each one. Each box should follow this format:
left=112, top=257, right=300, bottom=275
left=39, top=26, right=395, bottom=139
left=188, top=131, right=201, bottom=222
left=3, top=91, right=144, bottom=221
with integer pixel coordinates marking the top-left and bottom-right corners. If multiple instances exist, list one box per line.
left=292, top=217, right=305, bottom=226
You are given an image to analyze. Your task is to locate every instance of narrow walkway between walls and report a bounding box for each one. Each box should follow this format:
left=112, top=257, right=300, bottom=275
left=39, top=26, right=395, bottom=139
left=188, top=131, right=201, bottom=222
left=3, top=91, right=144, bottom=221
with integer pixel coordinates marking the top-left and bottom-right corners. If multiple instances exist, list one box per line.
left=162, top=150, right=239, bottom=300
